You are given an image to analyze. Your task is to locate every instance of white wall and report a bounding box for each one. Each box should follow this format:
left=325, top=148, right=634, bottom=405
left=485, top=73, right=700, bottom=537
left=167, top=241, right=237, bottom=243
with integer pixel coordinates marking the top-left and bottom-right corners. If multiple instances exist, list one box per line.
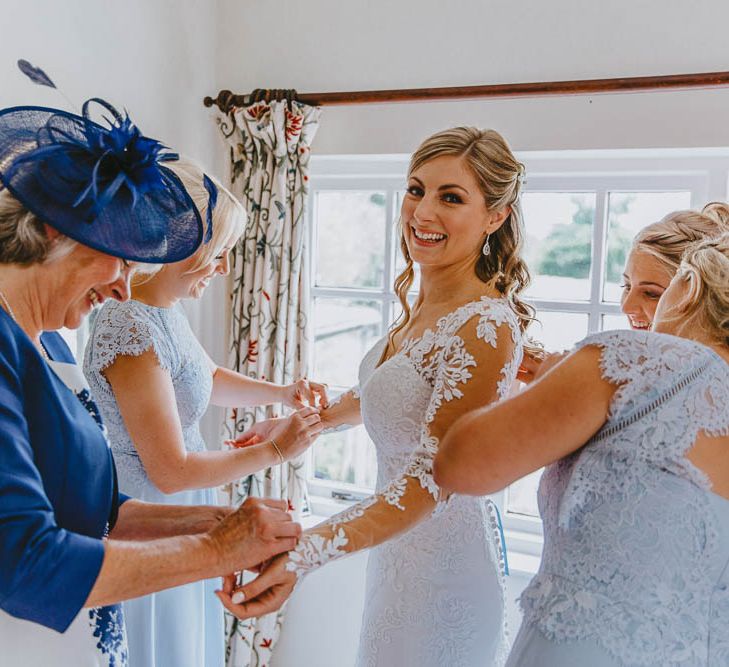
left=1, top=0, right=219, bottom=171
left=215, top=0, right=729, bottom=154
left=0, top=0, right=230, bottom=434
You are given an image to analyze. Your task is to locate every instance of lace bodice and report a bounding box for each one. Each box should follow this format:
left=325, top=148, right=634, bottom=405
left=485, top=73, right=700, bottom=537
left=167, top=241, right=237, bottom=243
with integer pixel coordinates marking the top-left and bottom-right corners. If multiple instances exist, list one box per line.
left=287, top=296, right=521, bottom=567
left=83, top=300, right=213, bottom=493
left=287, top=296, right=522, bottom=666
left=520, top=329, right=729, bottom=666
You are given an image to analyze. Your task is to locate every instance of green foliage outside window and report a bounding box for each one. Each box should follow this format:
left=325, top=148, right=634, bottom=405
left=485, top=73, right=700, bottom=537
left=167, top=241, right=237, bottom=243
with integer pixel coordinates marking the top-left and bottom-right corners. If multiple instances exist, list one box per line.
left=535, top=196, right=633, bottom=283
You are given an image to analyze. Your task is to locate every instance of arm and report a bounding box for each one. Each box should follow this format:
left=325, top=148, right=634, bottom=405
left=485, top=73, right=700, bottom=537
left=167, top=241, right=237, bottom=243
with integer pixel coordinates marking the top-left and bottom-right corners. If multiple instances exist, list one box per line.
left=0, top=350, right=297, bottom=628
left=86, top=497, right=298, bottom=608
left=109, top=499, right=232, bottom=541
left=433, top=346, right=615, bottom=496
left=319, top=387, right=363, bottom=432
left=103, top=350, right=321, bottom=494
left=221, top=318, right=517, bottom=618
left=203, top=347, right=328, bottom=410
left=209, top=364, right=328, bottom=410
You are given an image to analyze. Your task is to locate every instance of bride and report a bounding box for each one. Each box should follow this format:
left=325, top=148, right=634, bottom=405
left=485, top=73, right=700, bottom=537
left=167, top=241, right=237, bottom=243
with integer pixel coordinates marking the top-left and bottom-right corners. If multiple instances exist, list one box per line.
left=218, top=126, right=533, bottom=666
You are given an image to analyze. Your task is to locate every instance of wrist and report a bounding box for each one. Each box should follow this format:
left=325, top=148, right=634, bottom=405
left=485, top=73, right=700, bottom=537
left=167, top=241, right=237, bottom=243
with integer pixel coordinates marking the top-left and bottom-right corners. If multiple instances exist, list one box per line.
left=192, top=532, right=226, bottom=577
left=268, top=438, right=285, bottom=465
left=277, top=383, right=290, bottom=404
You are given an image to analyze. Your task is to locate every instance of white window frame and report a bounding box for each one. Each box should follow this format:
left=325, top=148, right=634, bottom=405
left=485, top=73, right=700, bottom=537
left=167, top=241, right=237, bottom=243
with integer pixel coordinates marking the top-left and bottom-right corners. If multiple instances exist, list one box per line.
left=305, top=147, right=729, bottom=568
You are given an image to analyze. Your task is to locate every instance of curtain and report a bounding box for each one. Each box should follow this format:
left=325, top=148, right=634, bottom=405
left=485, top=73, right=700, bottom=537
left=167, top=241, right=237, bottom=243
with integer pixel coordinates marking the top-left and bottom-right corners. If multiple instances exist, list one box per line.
left=217, top=99, right=321, bottom=666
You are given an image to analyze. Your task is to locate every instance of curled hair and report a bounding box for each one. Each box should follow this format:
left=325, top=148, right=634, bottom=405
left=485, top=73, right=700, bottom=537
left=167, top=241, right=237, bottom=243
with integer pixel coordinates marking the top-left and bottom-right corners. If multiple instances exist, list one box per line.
left=164, top=157, right=247, bottom=274
left=633, top=203, right=729, bottom=277
left=667, top=232, right=729, bottom=346
left=387, top=127, right=534, bottom=355
left=0, top=187, right=76, bottom=265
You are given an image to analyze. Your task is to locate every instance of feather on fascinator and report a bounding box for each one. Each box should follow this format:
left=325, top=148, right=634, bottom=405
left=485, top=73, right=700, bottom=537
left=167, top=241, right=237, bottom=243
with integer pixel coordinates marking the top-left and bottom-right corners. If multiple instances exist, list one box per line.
left=0, top=61, right=205, bottom=263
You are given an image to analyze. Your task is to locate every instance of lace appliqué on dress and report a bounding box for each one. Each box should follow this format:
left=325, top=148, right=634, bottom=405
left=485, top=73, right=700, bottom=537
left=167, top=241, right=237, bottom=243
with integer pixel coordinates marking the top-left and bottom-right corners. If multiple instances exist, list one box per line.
left=285, top=528, right=349, bottom=577
left=387, top=298, right=523, bottom=509
left=321, top=386, right=361, bottom=435
left=521, top=329, right=729, bottom=667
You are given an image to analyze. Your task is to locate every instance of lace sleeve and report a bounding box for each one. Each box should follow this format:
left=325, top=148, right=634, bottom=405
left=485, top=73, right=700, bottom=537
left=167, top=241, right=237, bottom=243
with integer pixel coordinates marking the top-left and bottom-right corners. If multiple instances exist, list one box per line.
left=573, top=330, right=657, bottom=385
left=320, top=386, right=362, bottom=434
left=84, top=301, right=174, bottom=375
left=286, top=310, right=520, bottom=578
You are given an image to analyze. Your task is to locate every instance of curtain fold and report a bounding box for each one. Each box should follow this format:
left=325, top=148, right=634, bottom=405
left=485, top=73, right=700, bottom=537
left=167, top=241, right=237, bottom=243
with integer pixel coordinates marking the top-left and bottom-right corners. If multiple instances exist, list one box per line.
left=218, top=99, right=321, bottom=667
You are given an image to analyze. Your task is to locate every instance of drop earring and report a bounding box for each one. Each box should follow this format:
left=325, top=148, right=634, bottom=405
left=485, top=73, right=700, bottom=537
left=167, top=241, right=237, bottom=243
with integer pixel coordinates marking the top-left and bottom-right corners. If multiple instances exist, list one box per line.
left=482, top=234, right=491, bottom=257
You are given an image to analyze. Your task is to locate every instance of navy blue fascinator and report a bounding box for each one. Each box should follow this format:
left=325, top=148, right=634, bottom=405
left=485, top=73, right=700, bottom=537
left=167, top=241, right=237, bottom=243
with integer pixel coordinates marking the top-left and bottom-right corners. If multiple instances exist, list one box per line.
left=0, top=97, right=203, bottom=263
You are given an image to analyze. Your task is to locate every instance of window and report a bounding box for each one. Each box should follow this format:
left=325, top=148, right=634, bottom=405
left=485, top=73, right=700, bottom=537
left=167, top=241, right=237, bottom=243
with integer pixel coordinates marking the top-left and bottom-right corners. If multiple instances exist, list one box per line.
left=306, top=149, right=729, bottom=545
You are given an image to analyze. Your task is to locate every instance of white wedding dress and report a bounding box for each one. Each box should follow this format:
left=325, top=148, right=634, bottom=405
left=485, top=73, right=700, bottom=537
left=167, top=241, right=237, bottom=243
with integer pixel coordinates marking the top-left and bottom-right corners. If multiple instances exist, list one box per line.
left=287, top=297, right=522, bottom=666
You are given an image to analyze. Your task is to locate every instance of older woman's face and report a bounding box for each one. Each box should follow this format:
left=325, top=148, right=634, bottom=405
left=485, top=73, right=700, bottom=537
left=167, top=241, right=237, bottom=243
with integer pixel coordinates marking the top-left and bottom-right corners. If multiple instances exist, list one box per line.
left=49, top=241, right=133, bottom=330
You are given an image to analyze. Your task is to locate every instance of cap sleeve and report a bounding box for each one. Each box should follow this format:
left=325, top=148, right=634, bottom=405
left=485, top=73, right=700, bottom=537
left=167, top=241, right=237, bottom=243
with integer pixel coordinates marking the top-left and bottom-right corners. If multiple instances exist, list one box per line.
left=573, top=330, right=656, bottom=385
left=84, top=300, right=175, bottom=375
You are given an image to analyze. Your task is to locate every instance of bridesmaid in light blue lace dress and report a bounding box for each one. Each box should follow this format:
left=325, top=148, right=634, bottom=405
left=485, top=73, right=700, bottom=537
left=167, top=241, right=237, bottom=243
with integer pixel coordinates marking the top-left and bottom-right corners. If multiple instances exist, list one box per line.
left=435, top=233, right=729, bottom=666
left=84, top=161, right=325, bottom=667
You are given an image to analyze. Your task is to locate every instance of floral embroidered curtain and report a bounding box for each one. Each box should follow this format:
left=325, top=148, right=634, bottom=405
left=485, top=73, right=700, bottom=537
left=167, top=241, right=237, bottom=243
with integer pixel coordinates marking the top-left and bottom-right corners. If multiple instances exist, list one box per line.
left=217, top=100, right=321, bottom=666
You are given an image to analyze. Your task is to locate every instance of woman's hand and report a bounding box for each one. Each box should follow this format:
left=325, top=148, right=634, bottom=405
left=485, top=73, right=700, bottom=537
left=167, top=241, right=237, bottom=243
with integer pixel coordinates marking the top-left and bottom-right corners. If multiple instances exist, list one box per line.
left=273, top=407, right=323, bottom=461
left=206, top=498, right=301, bottom=575
left=282, top=379, right=329, bottom=410
left=215, top=553, right=296, bottom=620
left=517, top=350, right=567, bottom=384
left=225, top=407, right=322, bottom=462
left=225, top=417, right=289, bottom=449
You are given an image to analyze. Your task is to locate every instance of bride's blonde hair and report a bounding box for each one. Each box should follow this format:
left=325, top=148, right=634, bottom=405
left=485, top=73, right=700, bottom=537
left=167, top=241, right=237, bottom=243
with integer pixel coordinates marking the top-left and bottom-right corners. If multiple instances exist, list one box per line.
left=387, top=127, right=534, bottom=355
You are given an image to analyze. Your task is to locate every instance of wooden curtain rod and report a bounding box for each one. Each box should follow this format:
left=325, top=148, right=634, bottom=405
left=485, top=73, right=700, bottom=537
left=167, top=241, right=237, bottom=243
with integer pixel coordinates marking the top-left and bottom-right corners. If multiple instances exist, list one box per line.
left=204, top=71, right=729, bottom=113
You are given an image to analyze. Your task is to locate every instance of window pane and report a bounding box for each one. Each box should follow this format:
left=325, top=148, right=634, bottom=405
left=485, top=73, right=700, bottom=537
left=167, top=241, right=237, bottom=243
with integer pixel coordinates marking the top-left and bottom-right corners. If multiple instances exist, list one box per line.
left=315, top=191, right=387, bottom=288
left=603, top=191, right=692, bottom=302
left=313, top=298, right=382, bottom=388
left=313, top=424, right=377, bottom=488
left=522, top=193, right=597, bottom=301
left=507, top=469, right=542, bottom=518
left=602, top=313, right=629, bottom=331
left=530, top=310, right=589, bottom=353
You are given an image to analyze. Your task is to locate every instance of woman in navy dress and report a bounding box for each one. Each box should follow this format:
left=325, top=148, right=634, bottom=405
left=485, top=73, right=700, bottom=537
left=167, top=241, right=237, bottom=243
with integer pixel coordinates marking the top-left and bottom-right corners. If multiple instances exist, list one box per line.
left=0, top=98, right=301, bottom=666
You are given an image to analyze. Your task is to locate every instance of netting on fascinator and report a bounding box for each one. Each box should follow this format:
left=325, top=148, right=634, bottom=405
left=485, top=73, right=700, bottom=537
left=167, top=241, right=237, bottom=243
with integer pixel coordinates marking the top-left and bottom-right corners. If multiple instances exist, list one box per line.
left=0, top=62, right=203, bottom=263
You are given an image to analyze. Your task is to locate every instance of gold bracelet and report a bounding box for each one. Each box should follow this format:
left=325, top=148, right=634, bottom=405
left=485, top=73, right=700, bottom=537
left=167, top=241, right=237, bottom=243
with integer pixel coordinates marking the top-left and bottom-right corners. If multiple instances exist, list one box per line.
left=269, top=439, right=285, bottom=466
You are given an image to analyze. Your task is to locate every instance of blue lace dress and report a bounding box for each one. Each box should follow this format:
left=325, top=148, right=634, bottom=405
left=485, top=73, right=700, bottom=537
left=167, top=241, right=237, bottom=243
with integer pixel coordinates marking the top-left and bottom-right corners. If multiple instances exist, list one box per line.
left=84, top=300, right=223, bottom=667
left=507, top=330, right=729, bottom=667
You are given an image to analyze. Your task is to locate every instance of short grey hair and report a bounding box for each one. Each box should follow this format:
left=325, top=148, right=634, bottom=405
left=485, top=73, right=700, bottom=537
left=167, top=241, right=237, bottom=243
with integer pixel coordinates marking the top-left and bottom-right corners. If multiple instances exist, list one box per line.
left=0, top=188, right=77, bottom=264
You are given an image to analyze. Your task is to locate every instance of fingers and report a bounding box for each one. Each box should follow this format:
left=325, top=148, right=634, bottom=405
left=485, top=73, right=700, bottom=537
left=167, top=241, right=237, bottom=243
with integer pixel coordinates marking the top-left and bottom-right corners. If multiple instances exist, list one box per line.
left=226, top=434, right=262, bottom=448
left=221, top=573, right=237, bottom=595
left=238, top=563, right=287, bottom=602
left=272, top=522, right=303, bottom=539
left=302, top=413, right=322, bottom=428
left=309, top=381, right=329, bottom=408
left=216, top=584, right=290, bottom=620
left=296, top=405, right=319, bottom=418
left=255, top=498, right=288, bottom=511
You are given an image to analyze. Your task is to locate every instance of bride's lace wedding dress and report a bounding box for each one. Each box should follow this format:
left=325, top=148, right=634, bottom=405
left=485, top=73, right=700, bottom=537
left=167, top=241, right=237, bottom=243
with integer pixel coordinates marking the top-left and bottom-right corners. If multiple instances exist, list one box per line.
left=288, top=297, right=523, bottom=666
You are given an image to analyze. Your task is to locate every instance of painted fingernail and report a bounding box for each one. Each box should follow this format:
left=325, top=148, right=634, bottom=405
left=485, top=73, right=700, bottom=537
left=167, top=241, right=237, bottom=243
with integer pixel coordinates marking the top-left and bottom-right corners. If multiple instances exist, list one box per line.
left=232, top=591, right=245, bottom=604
